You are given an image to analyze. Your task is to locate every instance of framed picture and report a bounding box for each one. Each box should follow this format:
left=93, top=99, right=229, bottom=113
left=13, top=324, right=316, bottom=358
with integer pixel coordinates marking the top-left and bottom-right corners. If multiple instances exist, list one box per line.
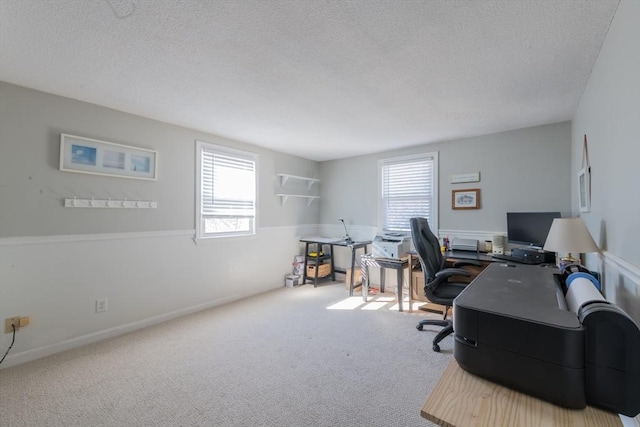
left=578, top=167, right=590, bottom=212
left=452, top=188, right=480, bottom=210
left=60, top=134, right=157, bottom=180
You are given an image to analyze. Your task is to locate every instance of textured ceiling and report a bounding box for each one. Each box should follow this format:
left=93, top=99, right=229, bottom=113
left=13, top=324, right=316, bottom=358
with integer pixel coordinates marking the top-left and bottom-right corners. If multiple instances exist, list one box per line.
left=0, top=0, right=619, bottom=161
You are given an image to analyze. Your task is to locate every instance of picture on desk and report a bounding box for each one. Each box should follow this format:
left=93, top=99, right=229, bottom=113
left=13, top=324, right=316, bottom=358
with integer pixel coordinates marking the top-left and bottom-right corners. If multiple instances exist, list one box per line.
left=452, top=188, right=480, bottom=210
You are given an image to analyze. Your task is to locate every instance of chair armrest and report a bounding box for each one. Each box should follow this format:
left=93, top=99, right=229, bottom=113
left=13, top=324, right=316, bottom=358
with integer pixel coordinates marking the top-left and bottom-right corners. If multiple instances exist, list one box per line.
left=435, top=268, right=472, bottom=279
left=451, top=260, right=483, bottom=268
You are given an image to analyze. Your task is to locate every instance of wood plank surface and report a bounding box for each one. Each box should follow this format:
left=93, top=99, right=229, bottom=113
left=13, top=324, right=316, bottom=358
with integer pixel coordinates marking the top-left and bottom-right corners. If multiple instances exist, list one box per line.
left=421, top=359, right=621, bottom=427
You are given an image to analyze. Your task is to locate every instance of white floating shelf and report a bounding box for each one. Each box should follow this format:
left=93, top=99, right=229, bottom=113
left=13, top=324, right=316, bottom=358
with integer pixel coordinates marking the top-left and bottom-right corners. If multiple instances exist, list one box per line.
left=277, top=173, right=320, bottom=190
left=64, top=198, right=157, bottom=209
left=276, top=194, right=319, bottom=207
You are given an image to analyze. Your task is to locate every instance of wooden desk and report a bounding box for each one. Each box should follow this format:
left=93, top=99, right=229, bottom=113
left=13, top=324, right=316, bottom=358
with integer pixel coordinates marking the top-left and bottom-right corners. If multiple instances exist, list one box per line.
left=421, top=360, right=622, bottom=427
left=410, top=251, right=491, bottom=315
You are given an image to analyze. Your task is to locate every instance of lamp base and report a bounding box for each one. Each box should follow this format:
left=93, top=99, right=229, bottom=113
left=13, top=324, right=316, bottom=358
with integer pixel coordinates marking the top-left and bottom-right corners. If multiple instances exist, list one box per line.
left=558, top=254, right=581, bottom=272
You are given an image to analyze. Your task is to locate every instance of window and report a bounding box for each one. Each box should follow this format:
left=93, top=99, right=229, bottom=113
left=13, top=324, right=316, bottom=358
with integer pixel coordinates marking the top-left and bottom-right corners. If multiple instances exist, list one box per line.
left=196, top=141, right=257, bottom=239
left=379, top=152, right=438, bottom=233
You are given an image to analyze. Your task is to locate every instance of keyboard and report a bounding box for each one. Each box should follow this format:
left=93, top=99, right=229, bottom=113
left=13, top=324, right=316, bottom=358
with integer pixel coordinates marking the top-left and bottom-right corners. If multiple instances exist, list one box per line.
left=491, top=253, right=542, bottom=265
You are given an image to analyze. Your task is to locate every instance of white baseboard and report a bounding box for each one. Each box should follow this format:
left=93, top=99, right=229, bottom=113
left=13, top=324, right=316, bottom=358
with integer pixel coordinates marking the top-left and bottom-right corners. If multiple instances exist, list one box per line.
left=0, top=291, right=262, bottom=369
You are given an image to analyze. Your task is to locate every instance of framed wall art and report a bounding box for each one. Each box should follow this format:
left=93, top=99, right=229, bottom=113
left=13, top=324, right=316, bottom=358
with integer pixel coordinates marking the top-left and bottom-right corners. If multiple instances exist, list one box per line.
left=579, top=134, right=591, bottom=212
left=452, top=188, right=480, bottom=210
left=578, top=167, right=590, bottom=212
left=60, top=134, right=157, bottom=180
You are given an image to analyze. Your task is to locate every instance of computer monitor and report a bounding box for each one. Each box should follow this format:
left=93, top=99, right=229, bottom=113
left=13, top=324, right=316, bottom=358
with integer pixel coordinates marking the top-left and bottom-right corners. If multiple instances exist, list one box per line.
left=506, top=211, right=561, bottom=249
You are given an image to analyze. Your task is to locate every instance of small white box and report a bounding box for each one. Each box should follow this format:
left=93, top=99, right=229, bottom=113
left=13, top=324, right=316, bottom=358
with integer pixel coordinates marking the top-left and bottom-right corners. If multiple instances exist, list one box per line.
left=285, top=274, right=301, bottom=288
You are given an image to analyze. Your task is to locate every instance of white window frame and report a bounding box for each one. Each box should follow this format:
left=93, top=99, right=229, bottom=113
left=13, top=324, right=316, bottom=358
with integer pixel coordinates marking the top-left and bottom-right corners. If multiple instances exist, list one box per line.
left=195, top=140, right=258, bottom=240
left=378, top=151, right=439, bottom=234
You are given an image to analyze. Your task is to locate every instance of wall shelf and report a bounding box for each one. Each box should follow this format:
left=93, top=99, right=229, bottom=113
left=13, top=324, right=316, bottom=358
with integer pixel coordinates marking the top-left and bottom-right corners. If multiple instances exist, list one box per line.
left=275, top=194, right=319, bottom=207
left=64, top=198, right=157, bottom=209
left=277, top=173, right=320, bottom=190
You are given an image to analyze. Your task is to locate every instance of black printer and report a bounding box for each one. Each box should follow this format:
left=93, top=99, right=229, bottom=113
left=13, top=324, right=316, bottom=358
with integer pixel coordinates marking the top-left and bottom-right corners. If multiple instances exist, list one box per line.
left=453, top=262, right=640, bottom=417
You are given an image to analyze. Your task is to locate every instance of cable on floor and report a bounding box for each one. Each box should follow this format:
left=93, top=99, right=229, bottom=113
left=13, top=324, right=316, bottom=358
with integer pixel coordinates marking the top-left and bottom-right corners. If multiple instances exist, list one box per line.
left=0, top=323, right=16, bottom=365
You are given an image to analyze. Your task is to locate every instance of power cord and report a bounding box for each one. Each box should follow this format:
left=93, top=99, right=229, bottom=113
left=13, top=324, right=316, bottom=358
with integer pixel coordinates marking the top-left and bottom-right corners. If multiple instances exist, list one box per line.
left=0, top=323, right=16, bottom=365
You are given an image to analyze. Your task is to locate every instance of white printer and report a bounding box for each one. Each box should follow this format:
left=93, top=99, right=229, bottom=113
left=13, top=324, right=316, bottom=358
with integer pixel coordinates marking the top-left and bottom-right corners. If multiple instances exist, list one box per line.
left=372, top=232, right=411, bottom=259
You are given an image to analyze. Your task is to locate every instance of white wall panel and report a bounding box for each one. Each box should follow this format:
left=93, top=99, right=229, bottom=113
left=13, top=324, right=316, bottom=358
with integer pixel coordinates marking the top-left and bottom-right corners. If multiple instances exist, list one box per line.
left=0, top=225, right=311, bottom=368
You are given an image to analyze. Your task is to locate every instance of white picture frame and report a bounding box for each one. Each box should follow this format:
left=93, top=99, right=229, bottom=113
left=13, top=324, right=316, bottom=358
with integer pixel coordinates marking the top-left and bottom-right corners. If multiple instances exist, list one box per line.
left=578, top=167, right=590, bottom=212
left=60, top=134, right=157, bottom=180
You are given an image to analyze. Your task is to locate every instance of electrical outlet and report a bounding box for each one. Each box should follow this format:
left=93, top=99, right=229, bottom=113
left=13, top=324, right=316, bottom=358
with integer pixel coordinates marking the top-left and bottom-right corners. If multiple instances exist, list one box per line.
left=96, top=298, right=108, bottom=313
left=19, top=316, right=31, bottom=327
left=5, top=316, right=21, bottom=333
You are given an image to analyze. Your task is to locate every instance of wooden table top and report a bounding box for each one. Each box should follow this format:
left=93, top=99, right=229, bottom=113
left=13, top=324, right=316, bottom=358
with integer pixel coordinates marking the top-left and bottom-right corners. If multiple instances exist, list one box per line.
left=421, top=359, right=621, bottom=427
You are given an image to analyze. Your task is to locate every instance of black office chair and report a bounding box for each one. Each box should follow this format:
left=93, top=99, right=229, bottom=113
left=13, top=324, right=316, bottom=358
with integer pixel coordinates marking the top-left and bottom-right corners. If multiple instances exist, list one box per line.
left=410, top=217, right=482, bottom=352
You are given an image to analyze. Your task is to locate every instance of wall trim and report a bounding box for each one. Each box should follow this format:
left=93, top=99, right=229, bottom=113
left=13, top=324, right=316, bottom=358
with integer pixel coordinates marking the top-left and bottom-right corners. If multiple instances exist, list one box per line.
left=0, top=225, right=319, bottom=247
left=0, top=229, right=195, bottom=246
left=601, top=250, right=640, bottom=286
left=0, top=289, right=271, bottom=369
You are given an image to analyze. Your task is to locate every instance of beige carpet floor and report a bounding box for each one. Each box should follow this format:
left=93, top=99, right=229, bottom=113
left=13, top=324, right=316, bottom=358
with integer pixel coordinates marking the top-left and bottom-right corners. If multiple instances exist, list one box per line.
left=0, top=282, right=451, bottom=426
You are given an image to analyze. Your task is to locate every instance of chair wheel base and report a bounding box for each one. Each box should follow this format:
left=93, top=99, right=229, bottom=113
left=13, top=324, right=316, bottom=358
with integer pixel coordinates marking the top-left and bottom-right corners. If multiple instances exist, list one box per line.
left=432, top=344, right=441, bottom=352
left=416, top=324, right=423, bottom=331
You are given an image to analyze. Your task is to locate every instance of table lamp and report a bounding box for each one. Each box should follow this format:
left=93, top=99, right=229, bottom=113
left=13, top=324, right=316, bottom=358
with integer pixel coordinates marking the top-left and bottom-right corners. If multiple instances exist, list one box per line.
left=543, top=217, right=599, bottom=269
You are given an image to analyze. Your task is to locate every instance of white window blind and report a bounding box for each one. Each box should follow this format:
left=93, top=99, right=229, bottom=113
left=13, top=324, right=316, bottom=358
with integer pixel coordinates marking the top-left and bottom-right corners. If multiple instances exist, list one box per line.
left=381, top=153, right=436, bottom=233
left=198, top=142, right=256, bottom=238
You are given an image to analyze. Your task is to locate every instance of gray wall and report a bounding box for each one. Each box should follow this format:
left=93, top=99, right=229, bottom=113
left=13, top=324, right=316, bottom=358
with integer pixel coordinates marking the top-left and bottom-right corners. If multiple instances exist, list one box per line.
left=0, top=82, right=320, bottom=237
left=572, top=0, right=640, bottom=323
left=0, top=82, right=320, bottom=367
left=319, top=122, right=572, bottom=236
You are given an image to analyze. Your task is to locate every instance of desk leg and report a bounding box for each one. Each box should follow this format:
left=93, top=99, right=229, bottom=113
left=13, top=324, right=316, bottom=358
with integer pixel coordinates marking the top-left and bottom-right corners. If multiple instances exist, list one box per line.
left=303, top=242, right=310, bottom=285
left=397, top=267, right=403, bottom=312
left=330, top=244, right=336, bottom=282
left=362, top=259, right=369, bottom=303
left=408, top=255, right=413, bottom=313
left=312, top=243, right=320, bottom=287
left=349, top=247, right=356, bottom=296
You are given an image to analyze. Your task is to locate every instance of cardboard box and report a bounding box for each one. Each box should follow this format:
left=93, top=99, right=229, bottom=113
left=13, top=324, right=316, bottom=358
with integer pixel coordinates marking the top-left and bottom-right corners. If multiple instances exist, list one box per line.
left=307, top=262, right=331, bottom=278
left=292, top=255, right=305, bottom=276
left=284, top=274, right=300, bottom=288
left=344, top=268, right=362, bottom=289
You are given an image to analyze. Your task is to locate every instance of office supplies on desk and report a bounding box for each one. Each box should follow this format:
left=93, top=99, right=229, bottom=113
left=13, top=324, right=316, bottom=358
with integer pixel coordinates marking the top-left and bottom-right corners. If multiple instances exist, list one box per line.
left=450, top=238, right=479, bottom=252
left=453, top=263, right=640, bottom=416
left=492, top=234, right=505, bottom=254
left=491, top=252, right=553, bottom=265
left=338, top=218, right=352, bottom=243
left=372, top=232, right=411, bottom=259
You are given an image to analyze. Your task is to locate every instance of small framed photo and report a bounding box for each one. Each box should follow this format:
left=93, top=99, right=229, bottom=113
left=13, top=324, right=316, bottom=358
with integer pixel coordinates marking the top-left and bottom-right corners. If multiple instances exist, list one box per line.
left=60, top=134, right=157, bottom=180
left=578, top=167, right=590, bottom=212
left=452, top=188, right=480, bottom=210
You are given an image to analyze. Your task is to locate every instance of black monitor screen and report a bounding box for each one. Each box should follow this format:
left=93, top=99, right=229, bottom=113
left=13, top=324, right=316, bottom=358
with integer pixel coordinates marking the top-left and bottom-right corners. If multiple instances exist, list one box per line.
left=506, top=212, right=561, bottom=248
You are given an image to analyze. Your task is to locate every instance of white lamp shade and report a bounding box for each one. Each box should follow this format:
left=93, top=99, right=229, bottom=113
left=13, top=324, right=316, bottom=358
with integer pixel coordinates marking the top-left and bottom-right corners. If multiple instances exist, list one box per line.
left=543, top=217, right=599, bottom=254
